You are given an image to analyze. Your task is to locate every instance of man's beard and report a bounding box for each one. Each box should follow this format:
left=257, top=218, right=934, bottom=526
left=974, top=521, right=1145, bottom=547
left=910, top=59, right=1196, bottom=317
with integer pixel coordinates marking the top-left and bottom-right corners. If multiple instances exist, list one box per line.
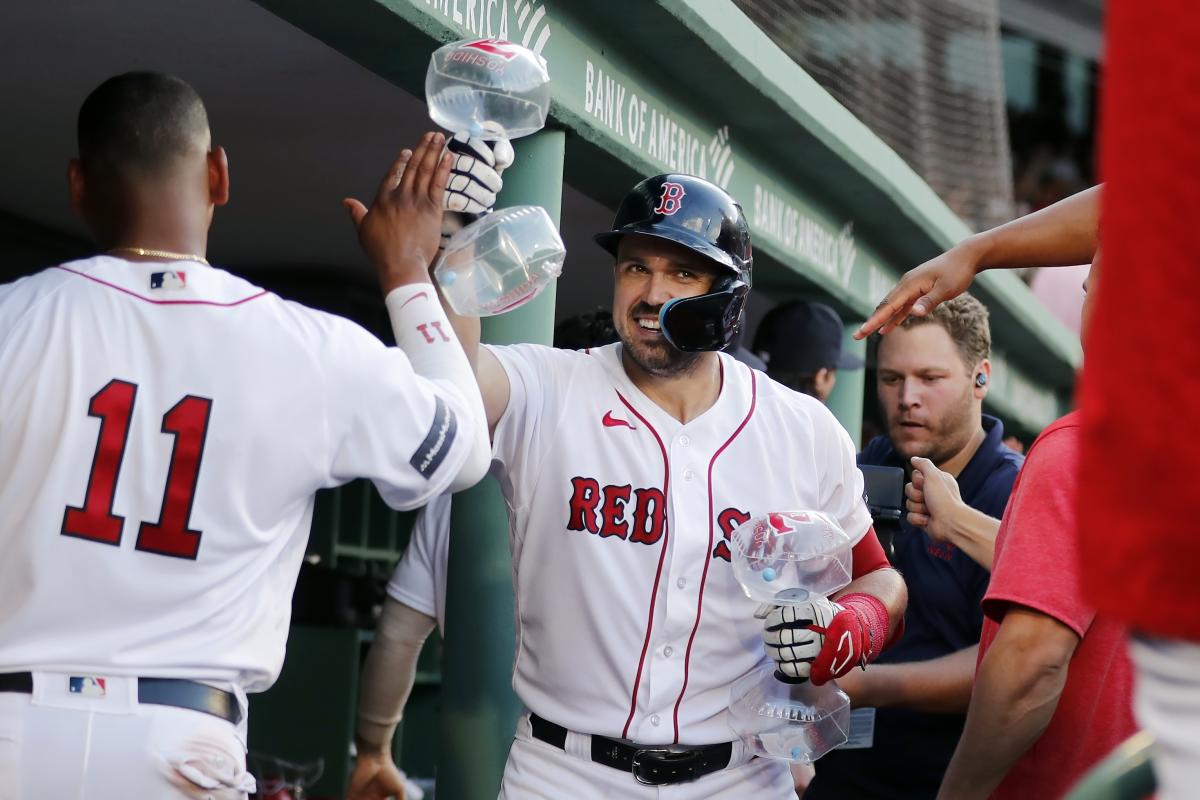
left=885, top=386, right=978, bottom=465
left=618, top=307, right=703, bottom=378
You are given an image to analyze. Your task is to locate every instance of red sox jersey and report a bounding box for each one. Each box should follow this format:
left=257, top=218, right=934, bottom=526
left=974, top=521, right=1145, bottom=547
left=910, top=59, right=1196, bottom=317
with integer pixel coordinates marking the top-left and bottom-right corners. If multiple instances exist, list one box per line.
left=0, top=256, right=475, bottom=693
left=489, top=342, right=871, bottom=745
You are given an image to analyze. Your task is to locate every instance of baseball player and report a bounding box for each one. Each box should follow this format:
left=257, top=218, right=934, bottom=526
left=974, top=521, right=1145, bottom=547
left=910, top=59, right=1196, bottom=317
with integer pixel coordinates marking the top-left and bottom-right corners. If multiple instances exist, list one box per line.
left=405, top=173, right=906, bottom=797
left=0, top=72, right=501, bottom=799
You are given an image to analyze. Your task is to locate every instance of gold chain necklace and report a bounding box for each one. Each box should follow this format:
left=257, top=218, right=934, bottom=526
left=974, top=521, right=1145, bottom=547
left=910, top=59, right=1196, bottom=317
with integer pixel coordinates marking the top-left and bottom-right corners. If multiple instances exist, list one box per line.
left=108, top=246, right=209, bottom=265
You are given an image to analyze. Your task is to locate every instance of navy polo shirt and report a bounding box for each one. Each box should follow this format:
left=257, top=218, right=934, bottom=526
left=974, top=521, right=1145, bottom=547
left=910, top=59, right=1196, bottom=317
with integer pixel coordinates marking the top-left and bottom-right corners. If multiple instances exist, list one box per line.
left=806, top=415, right=1023, bottom=800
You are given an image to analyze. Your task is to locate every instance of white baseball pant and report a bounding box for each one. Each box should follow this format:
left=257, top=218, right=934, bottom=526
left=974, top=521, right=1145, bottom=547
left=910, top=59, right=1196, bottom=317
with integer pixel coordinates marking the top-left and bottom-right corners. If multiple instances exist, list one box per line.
left=498, top=714, right=797, bottom=800
left=0, top=673, right=253, bottom=800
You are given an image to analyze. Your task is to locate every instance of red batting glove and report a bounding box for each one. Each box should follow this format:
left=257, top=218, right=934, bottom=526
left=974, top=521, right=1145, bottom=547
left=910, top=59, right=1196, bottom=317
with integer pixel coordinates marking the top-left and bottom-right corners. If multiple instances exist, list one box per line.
left=809, top=592, right=891, bottom=685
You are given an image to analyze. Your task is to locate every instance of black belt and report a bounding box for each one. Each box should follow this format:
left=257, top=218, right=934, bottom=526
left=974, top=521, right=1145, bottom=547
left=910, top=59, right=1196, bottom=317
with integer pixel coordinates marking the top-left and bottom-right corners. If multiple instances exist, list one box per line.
left=0, top=672, right=240, bottom=725
left=529, top=713, right=733, bottom=786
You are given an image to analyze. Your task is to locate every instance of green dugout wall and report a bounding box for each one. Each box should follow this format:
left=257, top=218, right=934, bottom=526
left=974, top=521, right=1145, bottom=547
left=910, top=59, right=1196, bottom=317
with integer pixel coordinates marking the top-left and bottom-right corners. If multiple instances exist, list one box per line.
left=248, top=0, right=1081, bottom=797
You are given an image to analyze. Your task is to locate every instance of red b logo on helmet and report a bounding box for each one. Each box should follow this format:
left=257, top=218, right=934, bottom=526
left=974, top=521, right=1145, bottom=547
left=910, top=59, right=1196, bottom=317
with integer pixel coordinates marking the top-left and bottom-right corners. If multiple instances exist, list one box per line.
left=653, top=182, right=686, bottom=216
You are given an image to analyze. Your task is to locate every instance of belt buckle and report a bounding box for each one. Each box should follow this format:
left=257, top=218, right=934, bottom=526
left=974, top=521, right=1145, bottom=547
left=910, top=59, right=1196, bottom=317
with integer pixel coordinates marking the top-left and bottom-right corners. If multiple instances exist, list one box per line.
left=631, top=748, right=699, bottom=786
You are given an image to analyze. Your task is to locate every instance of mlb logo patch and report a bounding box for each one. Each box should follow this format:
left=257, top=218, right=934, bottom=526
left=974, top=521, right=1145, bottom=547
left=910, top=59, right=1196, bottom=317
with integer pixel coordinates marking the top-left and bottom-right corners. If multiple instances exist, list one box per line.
left=68, top=675, right=107, bottom=697
left=150, top=270, right=187, bottom=290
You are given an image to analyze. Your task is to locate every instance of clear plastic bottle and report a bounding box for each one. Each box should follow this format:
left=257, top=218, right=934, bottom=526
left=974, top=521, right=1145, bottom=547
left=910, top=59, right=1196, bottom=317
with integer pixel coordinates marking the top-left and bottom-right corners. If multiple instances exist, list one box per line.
left=726, top=511, right=855, bottom=762
left=433, top=205, right=565, bottom=317
left=426, top=39, right=551, bottom=140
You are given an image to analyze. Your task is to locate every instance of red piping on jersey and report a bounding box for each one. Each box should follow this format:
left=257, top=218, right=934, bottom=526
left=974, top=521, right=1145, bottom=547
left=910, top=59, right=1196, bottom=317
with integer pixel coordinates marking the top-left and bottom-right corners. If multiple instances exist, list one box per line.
left=616, top=388, right=670, bottom=741
left=671, top=364, right=757, bottom=743
left=52, top=266, right=269, bottom=307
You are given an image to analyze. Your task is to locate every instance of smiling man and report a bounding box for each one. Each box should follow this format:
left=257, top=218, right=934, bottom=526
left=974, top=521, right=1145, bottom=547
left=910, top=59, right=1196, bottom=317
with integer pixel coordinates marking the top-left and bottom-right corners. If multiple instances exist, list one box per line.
left=366, top=173, right=908, bottom=798
left=806, top=294, right=1022, bottom=800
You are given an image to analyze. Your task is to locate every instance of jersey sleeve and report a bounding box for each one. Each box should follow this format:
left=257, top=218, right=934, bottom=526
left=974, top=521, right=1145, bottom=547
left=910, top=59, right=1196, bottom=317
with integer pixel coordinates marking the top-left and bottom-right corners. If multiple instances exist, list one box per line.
left=487, top=343, right=571, bottom=505
left=815, top=405, right=873, bottom=545
left=982, top=423, right=1093, bottom=637
left=386, top=495, right=450, bottom=623
left=321, top=315, right=475, bottom=511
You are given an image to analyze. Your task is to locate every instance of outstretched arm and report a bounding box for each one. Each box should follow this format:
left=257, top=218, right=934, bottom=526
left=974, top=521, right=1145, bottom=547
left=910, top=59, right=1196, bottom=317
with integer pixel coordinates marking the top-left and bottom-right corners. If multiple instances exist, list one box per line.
left=857, top=186, right=1101, bottom=338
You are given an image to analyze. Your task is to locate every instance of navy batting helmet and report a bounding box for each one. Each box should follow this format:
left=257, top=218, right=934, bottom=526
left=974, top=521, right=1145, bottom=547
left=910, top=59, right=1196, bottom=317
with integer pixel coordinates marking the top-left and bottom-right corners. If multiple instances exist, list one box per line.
left=595, top=174, right=752, bottom=352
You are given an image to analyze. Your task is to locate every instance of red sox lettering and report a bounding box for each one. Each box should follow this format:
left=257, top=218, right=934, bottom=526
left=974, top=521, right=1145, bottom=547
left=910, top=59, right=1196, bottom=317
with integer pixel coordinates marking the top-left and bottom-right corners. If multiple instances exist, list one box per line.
left=567, top=476, right=750, bottom=561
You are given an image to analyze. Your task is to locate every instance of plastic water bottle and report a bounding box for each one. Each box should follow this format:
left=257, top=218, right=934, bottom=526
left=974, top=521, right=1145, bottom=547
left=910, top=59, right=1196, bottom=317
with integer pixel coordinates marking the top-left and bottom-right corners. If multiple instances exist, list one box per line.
left=434, top=205, right=565, bottom=317
left=726, top=512, right=855, bottom=763
left=426, top=39, right=551, bottom=140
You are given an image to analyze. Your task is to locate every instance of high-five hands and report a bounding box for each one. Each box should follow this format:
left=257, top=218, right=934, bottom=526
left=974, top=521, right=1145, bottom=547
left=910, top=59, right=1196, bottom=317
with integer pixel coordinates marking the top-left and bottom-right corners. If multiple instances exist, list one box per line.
left=344, top=131, right=453, bottom=293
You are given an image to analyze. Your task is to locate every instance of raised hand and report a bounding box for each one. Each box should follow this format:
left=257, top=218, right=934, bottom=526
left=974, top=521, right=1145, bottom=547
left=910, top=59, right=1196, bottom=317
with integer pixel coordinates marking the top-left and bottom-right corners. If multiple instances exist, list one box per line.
left=344, top=132, right=453, bottom=294
left=854, top=239, right=985, bottom=339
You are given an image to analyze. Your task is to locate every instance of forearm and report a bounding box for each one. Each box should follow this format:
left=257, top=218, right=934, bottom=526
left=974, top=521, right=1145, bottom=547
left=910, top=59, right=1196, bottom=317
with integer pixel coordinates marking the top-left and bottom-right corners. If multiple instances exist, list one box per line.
left=971, top=185, right=1100, bottom=272
left=937, top=619, right=1072, bottom=799
left=833, top=567, right=907, bottom=641
left=356, top=598, right=437, bottom=754
left=844, top=645, right=977, bottom=713
left=386, top=286, right=490, bottom=490
left=943, top=504, right=1001, bottom=572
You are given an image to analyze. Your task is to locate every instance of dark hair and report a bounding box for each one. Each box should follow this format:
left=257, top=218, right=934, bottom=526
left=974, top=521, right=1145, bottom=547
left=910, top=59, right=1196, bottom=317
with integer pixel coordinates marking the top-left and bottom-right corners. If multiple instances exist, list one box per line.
left=78, top=72, right=209, bottom=176
left=554, top=309, right=619, bottom=350
left=773, top=370, right=820, bottom=399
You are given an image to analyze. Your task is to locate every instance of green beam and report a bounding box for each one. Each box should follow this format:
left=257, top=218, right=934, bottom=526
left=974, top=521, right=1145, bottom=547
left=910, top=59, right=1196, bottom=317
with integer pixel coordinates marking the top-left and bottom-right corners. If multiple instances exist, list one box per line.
left=437, top=128, right=566, bottom=800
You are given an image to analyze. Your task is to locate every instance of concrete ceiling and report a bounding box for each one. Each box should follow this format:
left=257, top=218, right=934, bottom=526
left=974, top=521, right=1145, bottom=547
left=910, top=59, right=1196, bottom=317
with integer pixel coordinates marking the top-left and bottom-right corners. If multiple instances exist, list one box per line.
left=0, top=0, right=616, bottom=317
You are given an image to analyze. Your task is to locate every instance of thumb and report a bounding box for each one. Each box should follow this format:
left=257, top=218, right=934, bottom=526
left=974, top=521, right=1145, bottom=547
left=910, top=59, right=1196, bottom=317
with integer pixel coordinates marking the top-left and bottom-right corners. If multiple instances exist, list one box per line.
left=910, top=456, right=936, bottom=478
left=343, top=197, right=369, bottom=228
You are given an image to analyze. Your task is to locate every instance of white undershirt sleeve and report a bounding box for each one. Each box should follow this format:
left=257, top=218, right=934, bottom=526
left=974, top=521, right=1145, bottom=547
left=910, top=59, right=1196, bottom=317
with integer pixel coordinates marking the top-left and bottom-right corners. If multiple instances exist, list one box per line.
left=385, top=284, right=490, bottom=493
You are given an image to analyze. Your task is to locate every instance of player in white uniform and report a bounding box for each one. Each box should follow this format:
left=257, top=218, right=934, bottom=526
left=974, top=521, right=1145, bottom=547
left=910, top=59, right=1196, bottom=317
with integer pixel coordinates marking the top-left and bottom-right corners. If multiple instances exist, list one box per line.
left=358, top=173, right=909, bottom=797
left=0, top=72, right=497, bottom=800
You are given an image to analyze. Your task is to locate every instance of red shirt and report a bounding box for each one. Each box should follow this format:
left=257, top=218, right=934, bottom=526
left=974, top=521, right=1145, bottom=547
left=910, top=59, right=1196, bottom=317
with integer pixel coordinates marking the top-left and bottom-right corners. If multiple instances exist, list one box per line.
left=980, top=412, right=1136, bottom=800
left=1079, top=0, right=1200, bottom=640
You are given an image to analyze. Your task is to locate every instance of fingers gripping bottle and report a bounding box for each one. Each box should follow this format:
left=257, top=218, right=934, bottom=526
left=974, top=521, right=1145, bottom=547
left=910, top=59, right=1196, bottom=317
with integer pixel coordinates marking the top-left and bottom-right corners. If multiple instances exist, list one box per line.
left=728, top=511, right=854, bottom=763
left=426, top=38, right=565, bottom=316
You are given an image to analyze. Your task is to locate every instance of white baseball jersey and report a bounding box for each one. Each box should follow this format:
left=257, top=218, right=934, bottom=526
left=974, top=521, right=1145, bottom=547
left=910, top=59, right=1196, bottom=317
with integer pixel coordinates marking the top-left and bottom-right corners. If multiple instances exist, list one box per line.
left=490, top=342, right=871, bottom=745
left=0, top=256, right=476, bottom=693
left=386, top=493, right=451, bottom=633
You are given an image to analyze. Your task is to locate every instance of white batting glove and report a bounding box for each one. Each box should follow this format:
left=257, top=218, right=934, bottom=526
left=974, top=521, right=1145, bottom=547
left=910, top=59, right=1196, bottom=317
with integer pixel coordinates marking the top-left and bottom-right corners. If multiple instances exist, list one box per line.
left=439, top=133, right=515, bottom=255
left=757, top=597, right=843, bottom=683
left=444, top=132, right=514, bottom=214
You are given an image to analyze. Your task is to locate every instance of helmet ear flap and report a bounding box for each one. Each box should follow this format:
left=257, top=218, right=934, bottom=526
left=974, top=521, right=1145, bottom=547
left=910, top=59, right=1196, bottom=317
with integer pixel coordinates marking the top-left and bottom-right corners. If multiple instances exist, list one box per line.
left=659, top=276, right=749, bottom=352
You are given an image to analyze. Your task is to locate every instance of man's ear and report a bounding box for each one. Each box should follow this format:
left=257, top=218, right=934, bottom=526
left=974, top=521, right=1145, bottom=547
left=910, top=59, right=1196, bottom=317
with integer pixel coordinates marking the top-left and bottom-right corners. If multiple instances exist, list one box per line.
left=67, top=158, right=86, bottom=219
left=973, top=359, right=992, bottom=399
left=208, top=146, right=230, bottom=207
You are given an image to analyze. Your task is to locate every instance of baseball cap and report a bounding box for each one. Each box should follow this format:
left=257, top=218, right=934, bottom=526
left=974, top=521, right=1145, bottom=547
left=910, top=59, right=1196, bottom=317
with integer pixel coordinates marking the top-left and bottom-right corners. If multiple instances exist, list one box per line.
left=753, top=300, right=864, bottom=374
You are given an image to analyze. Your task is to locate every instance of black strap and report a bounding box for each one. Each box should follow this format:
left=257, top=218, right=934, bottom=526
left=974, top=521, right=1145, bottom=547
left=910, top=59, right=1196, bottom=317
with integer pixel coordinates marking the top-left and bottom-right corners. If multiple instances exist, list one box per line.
left=529, top=713, right=732, bottom=786
left=0, top=672, right=32, bottom=693
left=0, top=672, right=240, bottom=725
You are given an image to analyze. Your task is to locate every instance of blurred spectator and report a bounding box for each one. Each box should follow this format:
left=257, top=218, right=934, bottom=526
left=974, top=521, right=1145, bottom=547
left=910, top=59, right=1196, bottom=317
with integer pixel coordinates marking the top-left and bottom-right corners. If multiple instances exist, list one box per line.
left=753, top=300, right=862, bottom=402
left=1001, top=435, right=1025, bottom=455
left=804, top=295, right=1022, bottom=800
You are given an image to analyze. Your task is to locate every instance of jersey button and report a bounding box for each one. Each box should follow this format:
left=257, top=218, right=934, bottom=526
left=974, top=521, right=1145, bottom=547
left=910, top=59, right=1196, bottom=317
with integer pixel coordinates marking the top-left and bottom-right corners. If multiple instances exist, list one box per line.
left=676, top=577, right=687, bottom=589
left=663, top=646, right=674, bottom=658
left=683, top=469, right=695, bottom=481
left=651, top=714, right=662, bottom=726
left=679, top=434, right=691, bottom=446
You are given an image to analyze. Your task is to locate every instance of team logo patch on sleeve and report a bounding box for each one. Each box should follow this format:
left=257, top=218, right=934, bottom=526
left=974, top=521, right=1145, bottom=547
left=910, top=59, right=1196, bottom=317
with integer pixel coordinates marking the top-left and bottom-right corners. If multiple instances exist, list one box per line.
left=68, top=676, right=107, bottom=697
left=410, top=396, right=458, bottom=478
left=150, top=271, right=187, bottom=290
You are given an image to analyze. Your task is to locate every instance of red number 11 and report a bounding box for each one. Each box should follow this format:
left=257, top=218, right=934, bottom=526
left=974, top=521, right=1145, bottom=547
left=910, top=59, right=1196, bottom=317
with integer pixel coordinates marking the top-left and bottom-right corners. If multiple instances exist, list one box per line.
left=61, top=379, right=213, bottom=560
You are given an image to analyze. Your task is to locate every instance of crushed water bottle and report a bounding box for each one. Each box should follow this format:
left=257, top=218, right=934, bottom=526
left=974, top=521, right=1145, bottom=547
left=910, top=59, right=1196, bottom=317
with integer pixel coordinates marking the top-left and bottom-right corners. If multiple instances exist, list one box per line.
left=726, top=511, right=855, bottom=763
left=426, top=38, right=551, bottom=140
left=434, top=205, right=565, bottom=317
